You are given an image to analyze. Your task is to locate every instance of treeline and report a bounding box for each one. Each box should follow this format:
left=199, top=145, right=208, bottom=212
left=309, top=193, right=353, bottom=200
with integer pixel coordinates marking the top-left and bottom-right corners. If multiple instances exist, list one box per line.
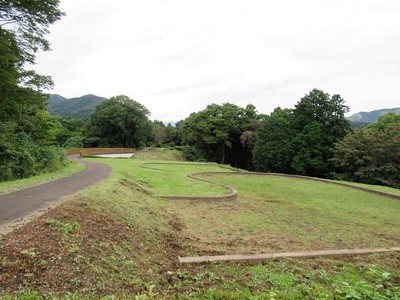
left=1, top=1, right=398, bottom=188
left=75, top=89, right=398, bottom=188
left=0, top=0, right=66, bottom=181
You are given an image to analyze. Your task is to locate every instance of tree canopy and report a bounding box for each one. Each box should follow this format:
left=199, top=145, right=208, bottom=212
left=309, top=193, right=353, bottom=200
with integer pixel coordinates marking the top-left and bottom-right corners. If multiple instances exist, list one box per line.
left=0, top=0, right=65, bottom=181
left=179, top=103, right=259, bottom=167
left=252, top=107, right=295, bottom=173
left=332, top=112, right=400, bottom=188
left=86, top=95, right=153, bottom=148
left=253, top=89, right=351, bottom=178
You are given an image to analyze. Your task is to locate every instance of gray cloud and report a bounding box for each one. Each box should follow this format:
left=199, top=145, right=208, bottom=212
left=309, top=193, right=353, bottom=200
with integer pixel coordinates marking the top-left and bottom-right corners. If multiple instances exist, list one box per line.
left=34, top=0, right=400, bottom=120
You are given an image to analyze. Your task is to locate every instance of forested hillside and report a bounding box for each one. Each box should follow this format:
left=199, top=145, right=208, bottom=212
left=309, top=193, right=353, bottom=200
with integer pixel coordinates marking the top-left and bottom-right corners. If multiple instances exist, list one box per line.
left=347, top=107, right=400, bottom=123
left=47, top=94, right=105, bottom=119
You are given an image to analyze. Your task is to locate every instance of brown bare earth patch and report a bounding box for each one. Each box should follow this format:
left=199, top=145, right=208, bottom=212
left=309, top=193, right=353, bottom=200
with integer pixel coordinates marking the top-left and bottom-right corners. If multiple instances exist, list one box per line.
left=0, top=187, right=185, bottom=297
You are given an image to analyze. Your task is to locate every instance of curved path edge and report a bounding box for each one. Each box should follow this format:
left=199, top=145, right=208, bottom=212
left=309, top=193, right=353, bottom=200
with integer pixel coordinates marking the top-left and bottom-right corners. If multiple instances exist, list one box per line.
left=0, top=155, right=112, bottom=234
left=179, top=247, right=400, bottom=264
left=140, top=162, right=238, bottom=201
left=140, top=163, right=400, bottom=201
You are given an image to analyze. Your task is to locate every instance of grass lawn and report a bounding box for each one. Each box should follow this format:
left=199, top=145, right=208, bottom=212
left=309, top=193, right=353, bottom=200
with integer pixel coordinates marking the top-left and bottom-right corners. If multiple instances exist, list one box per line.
left=0, top=160, right=85, bottom=196
left=91, top=158, right=234, bottom=196
left=1, top=153, right=399, bottom=299
left=175, top=173, right=400, bottom=255
left=332, top=180, right=400, bottom=196
left=133, top=147, right=183, bottom=161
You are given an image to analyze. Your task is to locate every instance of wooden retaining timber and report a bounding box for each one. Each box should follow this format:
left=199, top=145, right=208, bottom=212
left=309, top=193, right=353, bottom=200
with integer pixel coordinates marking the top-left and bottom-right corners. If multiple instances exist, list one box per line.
left=65, top=148, right=136, bottom=157
left=179, top=247, right=400, bottom=264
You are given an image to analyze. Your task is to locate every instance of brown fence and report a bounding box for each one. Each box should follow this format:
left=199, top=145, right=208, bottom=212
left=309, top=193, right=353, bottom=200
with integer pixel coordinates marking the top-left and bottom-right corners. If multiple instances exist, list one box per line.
left=66, top=148, right=136, bottom=157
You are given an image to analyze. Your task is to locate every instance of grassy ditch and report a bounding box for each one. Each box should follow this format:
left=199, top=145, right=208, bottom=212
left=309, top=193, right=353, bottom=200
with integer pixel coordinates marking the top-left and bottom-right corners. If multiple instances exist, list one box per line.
left=0, top=160, right=85, bottom=196
left=0, top=158, right=399, bottom=299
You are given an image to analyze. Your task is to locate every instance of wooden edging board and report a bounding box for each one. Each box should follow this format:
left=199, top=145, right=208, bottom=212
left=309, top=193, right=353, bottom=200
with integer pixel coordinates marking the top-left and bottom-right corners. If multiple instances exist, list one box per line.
left=179, top=247, right=400, bottom=264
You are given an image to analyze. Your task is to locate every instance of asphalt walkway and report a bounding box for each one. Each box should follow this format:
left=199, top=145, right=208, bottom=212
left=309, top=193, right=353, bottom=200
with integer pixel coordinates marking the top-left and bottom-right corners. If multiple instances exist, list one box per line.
left=0, top=155, right=111, bottom=230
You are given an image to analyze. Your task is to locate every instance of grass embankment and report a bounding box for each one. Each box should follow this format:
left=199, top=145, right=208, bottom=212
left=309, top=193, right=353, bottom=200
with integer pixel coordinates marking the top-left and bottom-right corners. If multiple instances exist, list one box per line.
left=0, top=160, right=85, bottom=196
left=134, top=147, right=183, bottom=161
left=1, top=151, right=399, bottom=298
left=333, top=181, right=400, bottom=197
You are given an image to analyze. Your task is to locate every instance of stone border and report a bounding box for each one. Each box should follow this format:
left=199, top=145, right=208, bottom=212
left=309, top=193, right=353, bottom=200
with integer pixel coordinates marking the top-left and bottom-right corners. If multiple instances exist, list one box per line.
left=179, top=247, right=400, bottom=264
left=140, top=163, right=238, bottom=201
left=213, top=172, right=400, bottom=201
left=140, top=163, right=400, bottom=201
left=139, top=162, right=400, bottom=264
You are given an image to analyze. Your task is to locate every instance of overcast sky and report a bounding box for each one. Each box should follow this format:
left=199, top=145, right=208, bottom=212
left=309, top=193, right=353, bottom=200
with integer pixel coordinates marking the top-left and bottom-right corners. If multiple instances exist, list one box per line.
left=34, top=0, right=400, bottom=121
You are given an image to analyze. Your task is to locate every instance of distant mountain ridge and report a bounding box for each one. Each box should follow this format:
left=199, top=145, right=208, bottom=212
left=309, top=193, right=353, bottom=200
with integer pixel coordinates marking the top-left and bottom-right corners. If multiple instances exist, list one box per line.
left=347, top=107, right=400, bottom=123
left=47, top=94, right=105, bottom=119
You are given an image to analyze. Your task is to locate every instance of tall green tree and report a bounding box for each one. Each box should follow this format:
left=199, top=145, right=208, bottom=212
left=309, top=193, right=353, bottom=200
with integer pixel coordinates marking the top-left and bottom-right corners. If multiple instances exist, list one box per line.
left=253, top=89, right=350, bottom=177
left=179, top=103, right=258, bottom=166
left=0, top=0, right=65, bottom=181
left=253, top=107, right=295, bottom=173
left=332, top=112, right=400, bottom=188
left=87, top=96, right=153, bottom=148
left=291, top=89, right=350, bottom=177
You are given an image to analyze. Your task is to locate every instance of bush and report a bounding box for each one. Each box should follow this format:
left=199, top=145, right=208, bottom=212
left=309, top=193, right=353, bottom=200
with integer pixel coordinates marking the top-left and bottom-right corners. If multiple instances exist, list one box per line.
left=181, top=145, right=206, bottom=162
left=62, top=135, right=84, bottom=149
left=0, top=132, right=67, bottom=181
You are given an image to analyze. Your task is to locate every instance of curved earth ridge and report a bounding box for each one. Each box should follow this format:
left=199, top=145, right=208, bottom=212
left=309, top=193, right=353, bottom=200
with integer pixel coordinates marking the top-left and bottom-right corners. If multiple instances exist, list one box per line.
left=139, top=162, right=400, bottom=201
left=140, top=162, right=400, bottom=263
left=139, top=162, right=238, bottom=200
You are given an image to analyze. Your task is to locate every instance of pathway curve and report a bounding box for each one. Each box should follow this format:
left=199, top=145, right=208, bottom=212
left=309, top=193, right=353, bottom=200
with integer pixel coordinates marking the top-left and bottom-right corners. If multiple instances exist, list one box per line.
left=140, top=162, right=400, bottom=201
left=0, top=155, right=111, bottom=233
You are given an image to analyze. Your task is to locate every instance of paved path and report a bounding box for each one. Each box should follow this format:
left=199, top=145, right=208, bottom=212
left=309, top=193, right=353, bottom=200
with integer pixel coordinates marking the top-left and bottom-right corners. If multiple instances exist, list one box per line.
left=0, top=155, right=111, bottom=230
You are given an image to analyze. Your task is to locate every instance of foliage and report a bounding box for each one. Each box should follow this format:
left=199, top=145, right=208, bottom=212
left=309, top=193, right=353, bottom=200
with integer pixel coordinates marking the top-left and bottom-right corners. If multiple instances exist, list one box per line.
left=291, top=89, right=350, bottom=177
left=0, top=0, right=65, bottom=181
left=0, top=132, right=66, bottom=181
left=86, top=95, right=153, bottom=148
left=333, top=112, right=400, bottom=188
left=180, top=145, right=206, bottom=162
left=179, top=103, right=259, bottom=168
left=253, top=89, right=350, bottom=178
left=253, top=107, right=295, bottom=173
left=0, top=0, right=64, bottom=64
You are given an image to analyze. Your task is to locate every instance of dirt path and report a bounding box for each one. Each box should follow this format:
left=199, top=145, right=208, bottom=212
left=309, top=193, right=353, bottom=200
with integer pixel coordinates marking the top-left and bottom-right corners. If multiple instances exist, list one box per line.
left=0, top=155, right=111, bottom=235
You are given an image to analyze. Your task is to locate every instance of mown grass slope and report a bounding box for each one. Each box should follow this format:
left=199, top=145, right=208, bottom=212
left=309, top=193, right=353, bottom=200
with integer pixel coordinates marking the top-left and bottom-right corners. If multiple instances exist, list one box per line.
left=1, top=153, right=399, bottom=299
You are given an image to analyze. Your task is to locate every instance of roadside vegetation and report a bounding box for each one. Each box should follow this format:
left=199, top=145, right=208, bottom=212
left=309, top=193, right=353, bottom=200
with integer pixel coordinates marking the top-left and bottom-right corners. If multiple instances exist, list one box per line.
left=1, top=153, right=399, bottom=298
left=0, top=160, right=84, bottom=196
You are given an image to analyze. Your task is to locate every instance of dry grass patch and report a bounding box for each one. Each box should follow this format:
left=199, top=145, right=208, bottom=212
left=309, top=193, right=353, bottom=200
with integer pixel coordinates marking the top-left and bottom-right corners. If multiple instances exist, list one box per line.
left=167, top=174, right=400, bottom=256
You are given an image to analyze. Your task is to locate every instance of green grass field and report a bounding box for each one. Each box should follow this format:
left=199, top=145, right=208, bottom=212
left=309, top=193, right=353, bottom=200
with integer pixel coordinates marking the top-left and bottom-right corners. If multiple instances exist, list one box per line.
left=85, top=158, right=400, bottom=256
left=1, top=150, right=399, bottom=299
